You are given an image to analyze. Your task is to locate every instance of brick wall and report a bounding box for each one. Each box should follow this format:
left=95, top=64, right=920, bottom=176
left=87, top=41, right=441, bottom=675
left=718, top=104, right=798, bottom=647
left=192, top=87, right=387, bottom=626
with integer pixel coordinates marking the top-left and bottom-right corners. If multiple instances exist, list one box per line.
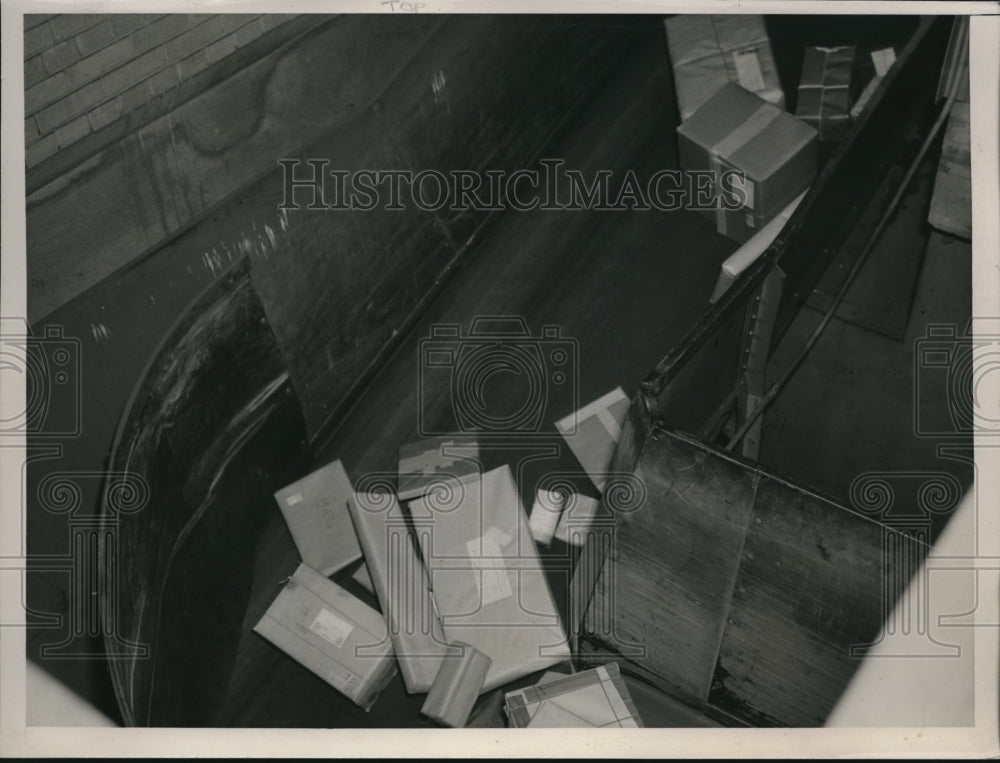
left=24, top=14, right=301, bottom=175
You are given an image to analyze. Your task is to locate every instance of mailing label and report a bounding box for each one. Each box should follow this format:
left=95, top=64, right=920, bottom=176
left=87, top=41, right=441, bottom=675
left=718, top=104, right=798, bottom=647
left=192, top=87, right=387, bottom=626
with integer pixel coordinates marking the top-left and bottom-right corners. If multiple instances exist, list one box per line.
left=309, top=607, right=355, bottom=648
left=286, top=492, right=304, bottom=506
left=465, top=533, right=512, bottom=606
left=733, top=49, right=766, bottom=92
left=871, top=48, right=896, bottom=77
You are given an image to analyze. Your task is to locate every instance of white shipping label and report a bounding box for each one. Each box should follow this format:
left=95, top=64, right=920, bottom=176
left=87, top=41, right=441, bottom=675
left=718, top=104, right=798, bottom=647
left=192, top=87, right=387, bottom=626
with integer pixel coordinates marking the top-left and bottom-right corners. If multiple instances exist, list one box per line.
left=732, top=49, right=766, bottom=92
left=465, top=533, right=512, bottom=606
left=871, top=48, right=896, bottom=77
left=309, top=607, right=355, bottom=648
left=286, top=493, right=304, bottom=506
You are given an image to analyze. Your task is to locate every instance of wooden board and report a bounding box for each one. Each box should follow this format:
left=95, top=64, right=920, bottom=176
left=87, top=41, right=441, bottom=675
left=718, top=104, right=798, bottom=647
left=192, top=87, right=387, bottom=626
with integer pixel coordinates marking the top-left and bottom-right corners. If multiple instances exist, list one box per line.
left=928, top=100, right=972, bottom=240
left=584, top=430, right=758, bottom=708
left=706, top=474, right=926, bottom=726
left=581, top=427, right=933, bottom=727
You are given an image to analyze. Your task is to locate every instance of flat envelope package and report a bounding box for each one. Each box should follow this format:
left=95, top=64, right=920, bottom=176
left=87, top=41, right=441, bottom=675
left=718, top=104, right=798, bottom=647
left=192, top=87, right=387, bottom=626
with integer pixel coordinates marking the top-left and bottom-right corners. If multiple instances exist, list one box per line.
left=664, top=14, right=784, bottom=122
left=504, top=663, right=643, bottom=728
left=397, top=437, right=481, bottom=501
left=411, top=465, right=571, bottom=691
left=421, top=642, right=492, bottom=727
left=253, top=563, right=396, bottom=711
left=678, top=83, right=818, bottom=243
left=347, top=492, right=450, bottom=693
left=274, top=460, right=362, bottom=577
left=795, top=46, right=856, bottom=142
left=555, top=387, right=630, bottom=493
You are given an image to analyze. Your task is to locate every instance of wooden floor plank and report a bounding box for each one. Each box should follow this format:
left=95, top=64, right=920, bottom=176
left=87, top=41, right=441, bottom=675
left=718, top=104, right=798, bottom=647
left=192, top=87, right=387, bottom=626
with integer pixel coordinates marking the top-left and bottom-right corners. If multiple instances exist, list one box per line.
left=707, top=474, right=929, bottom=726
left=584, top=430, right=758, bottom=708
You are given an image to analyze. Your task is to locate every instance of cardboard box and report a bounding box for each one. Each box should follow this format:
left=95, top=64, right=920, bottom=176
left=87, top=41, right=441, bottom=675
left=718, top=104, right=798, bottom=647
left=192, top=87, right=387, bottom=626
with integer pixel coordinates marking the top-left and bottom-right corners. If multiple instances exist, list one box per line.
left=504, top=663, right=642, bottom=727
left=347, top=492, right=451, bottom=693
left=274, top=460, right=362, bottom=577
left=664, top=14, right=784, bottom=122
left=421, top=642, right=492, bottom=727
left=678, top=83, right=818, bottom=243
left=411, top=465, right=571, bottom=691
left=397, top=437, right=482, bottom=502
left=253, top=563, right=396, bottom=711
left=528, top=488, right=566, bottom=546
left=555, top=387, right=630, bottom=493
left=796, top=46, right=856, bottom=142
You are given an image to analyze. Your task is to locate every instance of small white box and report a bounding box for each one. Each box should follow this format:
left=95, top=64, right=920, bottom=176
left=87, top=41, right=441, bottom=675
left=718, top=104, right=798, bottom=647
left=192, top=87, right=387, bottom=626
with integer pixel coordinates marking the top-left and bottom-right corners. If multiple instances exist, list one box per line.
left=274, top=460, right=362, bottom=577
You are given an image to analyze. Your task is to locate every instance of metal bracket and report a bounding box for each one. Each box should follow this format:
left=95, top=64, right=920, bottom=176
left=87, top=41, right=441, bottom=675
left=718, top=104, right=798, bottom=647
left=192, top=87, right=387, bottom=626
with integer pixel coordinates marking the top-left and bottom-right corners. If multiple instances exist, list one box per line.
left=735, top=267, right=785, bottom=460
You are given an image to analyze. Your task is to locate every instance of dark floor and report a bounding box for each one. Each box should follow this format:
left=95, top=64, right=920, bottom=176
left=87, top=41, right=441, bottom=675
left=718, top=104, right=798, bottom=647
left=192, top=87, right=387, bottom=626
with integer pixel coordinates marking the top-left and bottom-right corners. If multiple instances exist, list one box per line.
left=24, top=15, right=971, bottom=727
left=763, top=227, right=974, bottom=526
